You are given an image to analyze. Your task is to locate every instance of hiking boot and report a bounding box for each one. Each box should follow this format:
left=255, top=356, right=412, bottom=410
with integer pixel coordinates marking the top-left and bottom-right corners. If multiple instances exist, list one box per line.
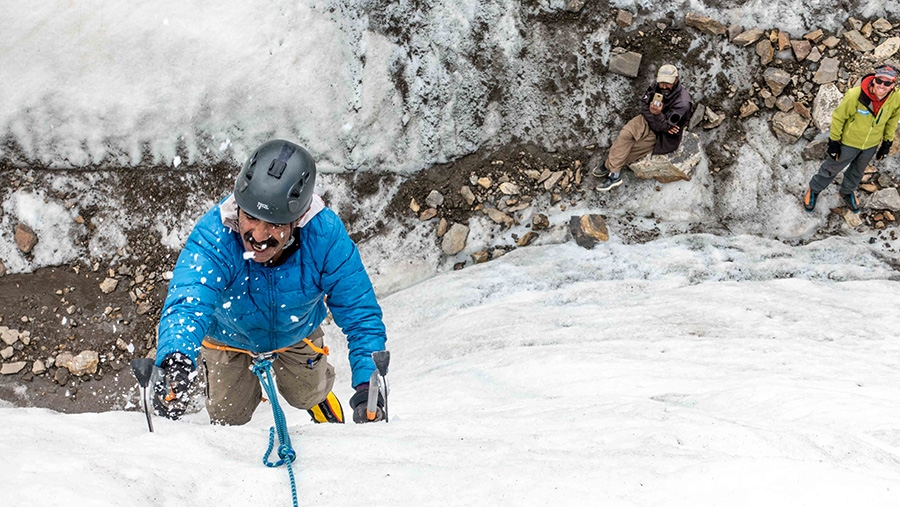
left=840, top=191, right=859, bottom=213
left=597, top=172, right=623, bottom=192
left=803, top=187, right=817, bottom=212
left=591, top=162, right=610, bottom=178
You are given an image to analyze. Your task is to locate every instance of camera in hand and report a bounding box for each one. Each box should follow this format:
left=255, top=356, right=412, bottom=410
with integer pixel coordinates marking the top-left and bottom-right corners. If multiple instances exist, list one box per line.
left=652, top=93, right=663, bottom=107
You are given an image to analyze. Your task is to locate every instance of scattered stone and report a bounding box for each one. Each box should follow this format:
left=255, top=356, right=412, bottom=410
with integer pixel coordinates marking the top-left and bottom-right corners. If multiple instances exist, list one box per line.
left=437, top=218, right=448, bottom=237
left=812, top=83, right=843, bottom=131
left=14, top=223, right=38, bottom=253
left=629, top=132, right=703, bottom=182
left=859, top=183, right=878, bottom=193
left=459, top=186, right=476, bottom=206
left=1, top=347, right=12, bottom=360
left=740, top=101, right=760, bottom=118
left=863, top=188, right=900, bottom=211
left=54, top=367, right=69, bottom=385
left=732, top=28, right=764, bottom=46
left=800, top=136, right=828, bottom=161
left=813, top=57, right=840, bottom=84
left=532, top=214, right=550, bottom=230
left=702, top=108, right=725, bottom=129
left=1, top=362, right=27, bottom=375
left=793, top=102, right=812, bottom=119
left=471, top=251, right=490, bottom=264
left=409, top=198, right=420, bottom=213
left=441, top=223, right=469, bottom=255
left=477, top=177, right=491, bottom=189
left=483, top=208, right=514, bottom=228
left=727, top=24, right=744, bottom=42
left=0, top=327, right=18, bottom=346
left=822, top=36, right=841, bottom=49
left=419, top=208, right=437, bottom=221
left=516, top=231, right=539, bottom=247
left=843, top=30, right=874, bottom=52
left=775, top=96, right=794, bottom=112
left=756, top=39, right=774, bottom=65
left=776, top=30, right=791, bottom=51
left=763, top=67, right=792, bottom=95
left=136, top=301, right=153, bottom=315
left=609, top=50, right=642, bottom=78
left=616, top=10, right=633, bottom=28
left=886, top=211, right=896, bottom=221
left=499, top=182, right=520, bottom=195
left=771, top=111, right=810, bottom=144
left=874, top=37, right=900, bottom=61
left=873, top=18, right=893, bottom=33
left=807, top=46, right=822, bottom=62
left=843, top=210, right=863, bottom=227
left=32, top=360, right=46, bottom=375
left=569, top=215, right=609, bottom=249
left=685, top=13, right=727, bottom=36
left=0, top=260, right=5, bottom=277
left=791, top=39, right=812, bottom=61
left=564, top=0, right=585, bottom=13
left=847, top=17, right=863, bottom=31
left=425, top=190, right=444, bottom=208
left=67, top=350, right=100, bottom=376
left=99, top=277, right=119, bottom=294
left=803, top=29, right=824, bottom=43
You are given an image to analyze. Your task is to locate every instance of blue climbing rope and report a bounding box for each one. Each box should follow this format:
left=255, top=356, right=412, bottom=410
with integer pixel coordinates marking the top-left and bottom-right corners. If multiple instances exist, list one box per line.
left=251, top=355, right=299, bottom=507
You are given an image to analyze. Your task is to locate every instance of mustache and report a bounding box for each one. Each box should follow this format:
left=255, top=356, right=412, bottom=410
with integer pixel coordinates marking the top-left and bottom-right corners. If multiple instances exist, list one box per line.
left=243, top=232, right=279, bottom=249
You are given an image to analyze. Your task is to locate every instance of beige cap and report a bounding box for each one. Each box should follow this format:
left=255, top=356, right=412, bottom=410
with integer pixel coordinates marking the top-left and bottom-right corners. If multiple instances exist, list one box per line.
left=657, top=64, right=678, bottom=84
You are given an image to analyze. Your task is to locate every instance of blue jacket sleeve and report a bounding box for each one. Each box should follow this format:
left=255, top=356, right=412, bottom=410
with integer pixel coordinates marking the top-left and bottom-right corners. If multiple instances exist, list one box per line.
left=315, top=217, right=387, bottom=387
left=156, top=211, right=234, bottom=368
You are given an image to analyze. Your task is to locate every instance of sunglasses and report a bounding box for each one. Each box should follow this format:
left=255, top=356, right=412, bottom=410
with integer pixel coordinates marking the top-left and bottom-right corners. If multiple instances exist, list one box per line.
left=874, top=77, right=896, bottom=86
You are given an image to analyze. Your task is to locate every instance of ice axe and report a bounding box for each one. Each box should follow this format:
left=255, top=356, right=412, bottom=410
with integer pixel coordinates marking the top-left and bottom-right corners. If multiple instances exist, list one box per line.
left=131, top=358, right=156, bottom=432
left=366, top=350, right=390, bottom=422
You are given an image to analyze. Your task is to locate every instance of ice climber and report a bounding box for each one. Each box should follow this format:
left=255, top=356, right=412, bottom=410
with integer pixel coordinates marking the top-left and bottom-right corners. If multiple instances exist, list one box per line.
left=153, top=139, right=387, bottom=425
left=804, top=64, right=900, bottom=213
left=595, top=64, right=694, bottom=192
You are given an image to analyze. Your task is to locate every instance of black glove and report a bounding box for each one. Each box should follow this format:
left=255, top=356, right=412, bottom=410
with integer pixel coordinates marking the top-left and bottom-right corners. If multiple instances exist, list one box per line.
left=876, top=140, right=893, bottom=160
left=349, top=383, right=384, bottom=424
left=152, top=353, right=195, bottom=420
left=826, top=139, right=841, bottom=161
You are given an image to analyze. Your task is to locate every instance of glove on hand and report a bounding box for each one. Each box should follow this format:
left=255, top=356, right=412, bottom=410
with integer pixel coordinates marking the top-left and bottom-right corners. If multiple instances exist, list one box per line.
left=876, top=140, right=893, bottom=160
left=826, top=139, right=841, bottom=161
left=349, top=383, right=384, bottom=424
left=152, top=352, right=194, bottom=420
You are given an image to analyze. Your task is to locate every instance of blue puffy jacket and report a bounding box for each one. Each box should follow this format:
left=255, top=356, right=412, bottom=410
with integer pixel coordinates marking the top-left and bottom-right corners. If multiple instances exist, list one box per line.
left=156, top=194, right=386, bottom=387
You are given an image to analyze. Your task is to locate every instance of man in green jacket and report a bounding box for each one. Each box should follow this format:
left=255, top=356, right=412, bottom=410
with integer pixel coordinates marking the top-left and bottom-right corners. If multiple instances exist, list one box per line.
left=804, top=64, right=900, bottom=213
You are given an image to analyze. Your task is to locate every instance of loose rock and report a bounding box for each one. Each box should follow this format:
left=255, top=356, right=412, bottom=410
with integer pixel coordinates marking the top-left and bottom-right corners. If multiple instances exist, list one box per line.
left=441, top=223, right=469, bottom=255
left=569, top=215, right=610, bottom=249
left=14, top=223, right=38, bottom=253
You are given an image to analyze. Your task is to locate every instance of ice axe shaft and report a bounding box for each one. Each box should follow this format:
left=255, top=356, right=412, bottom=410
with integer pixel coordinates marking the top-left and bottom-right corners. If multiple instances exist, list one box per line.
left=131, top=358, right=156, bottom=433
left=366, top=350, right=390, bottom=422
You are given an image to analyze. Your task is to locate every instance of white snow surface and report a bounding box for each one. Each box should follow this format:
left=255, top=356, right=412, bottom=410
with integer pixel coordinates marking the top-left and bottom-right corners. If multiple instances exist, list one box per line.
left=2, top=244, right=900, bottom=505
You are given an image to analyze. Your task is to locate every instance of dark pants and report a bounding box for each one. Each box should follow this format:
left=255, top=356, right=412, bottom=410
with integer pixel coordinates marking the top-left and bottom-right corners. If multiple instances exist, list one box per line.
left=809, top=144, right=877, bottom=195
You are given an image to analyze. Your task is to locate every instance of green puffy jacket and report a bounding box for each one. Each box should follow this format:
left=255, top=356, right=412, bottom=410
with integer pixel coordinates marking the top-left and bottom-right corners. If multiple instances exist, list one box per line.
left=830, top=76, right=900, bottom=150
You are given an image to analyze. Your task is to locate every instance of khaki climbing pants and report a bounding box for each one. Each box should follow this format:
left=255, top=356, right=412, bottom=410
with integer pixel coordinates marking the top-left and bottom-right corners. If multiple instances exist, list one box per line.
left=200, top=327, right=335, bottom=426
left=606, top=114, right=658, bottom=173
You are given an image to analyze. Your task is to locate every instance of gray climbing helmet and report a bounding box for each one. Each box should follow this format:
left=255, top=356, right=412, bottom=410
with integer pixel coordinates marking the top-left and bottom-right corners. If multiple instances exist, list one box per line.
left=233, top=140, right=316, bottom=224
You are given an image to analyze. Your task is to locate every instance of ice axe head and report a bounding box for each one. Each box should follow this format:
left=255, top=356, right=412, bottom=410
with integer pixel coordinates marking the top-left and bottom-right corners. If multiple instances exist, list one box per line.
left=372, top=350, right=390, bottom=376
left=131, top=358, right=155, bottom=388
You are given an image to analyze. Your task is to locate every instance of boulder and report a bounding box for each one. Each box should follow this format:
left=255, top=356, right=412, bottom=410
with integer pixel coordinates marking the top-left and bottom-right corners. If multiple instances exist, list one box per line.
left=68, top=350, right=99, bottom=376
left=615, top=10, right=633, bottom=27
left=863, top=188, right=900, bottom=211
left=0, top=362, right=27, bottom=375
left=812, top=83, right=843, bottom=131
left=629, top=132, right=702, bottom=183
left=771, top=111, right=810, bottom=144
left=609, top=50, right=642, bottom=78
left=569, top=215, right=609, bottom=249
left=801, top=137, right=829, bottom=161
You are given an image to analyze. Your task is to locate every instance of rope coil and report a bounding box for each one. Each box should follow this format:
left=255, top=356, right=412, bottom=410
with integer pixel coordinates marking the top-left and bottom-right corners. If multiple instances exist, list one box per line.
left=252, top=355, right=299, bottom=507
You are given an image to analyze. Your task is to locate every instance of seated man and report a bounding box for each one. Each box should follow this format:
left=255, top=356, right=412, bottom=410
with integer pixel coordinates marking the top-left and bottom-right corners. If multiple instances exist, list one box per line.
left=596, top=64, right=693, bottom=191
